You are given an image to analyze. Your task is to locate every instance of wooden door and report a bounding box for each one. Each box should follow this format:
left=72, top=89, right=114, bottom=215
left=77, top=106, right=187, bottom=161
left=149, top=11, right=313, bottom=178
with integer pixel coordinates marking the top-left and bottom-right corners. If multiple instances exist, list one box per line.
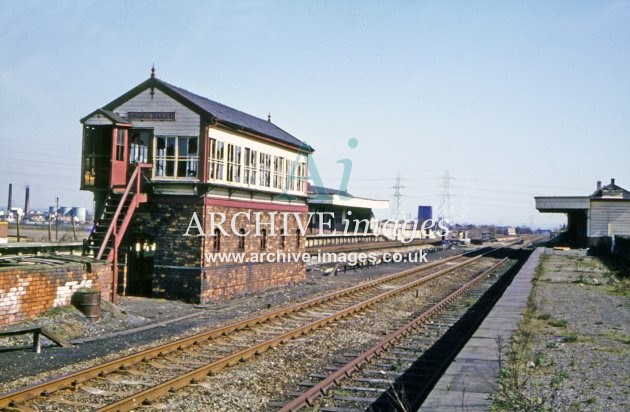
left=110, top=128, right=128, bottom=188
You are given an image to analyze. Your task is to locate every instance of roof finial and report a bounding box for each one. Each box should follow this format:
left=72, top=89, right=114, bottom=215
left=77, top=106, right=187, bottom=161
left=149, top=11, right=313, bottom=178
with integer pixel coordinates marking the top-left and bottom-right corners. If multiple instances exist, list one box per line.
left=267, top=112, right=271, bottom=122
left=151, top=64, right=156, bottom=79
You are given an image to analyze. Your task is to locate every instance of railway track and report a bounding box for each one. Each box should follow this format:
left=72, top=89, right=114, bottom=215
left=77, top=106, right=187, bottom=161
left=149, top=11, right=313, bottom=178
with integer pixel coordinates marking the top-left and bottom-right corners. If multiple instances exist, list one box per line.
left=306, top=238, right=436, bottom=255
left=0, top=241, right=534, bottom=411
left=277, top=258, right=513, bottom=411
left=277, top=239, right=543, bottom=411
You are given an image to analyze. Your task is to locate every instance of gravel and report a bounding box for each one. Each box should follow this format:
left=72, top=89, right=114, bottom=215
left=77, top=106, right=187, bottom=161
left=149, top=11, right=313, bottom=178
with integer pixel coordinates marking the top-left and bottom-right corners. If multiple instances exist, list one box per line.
left=0, top=247, right=464, bottom=392
left=494, top=248, right=630, bottom=411
left=146, top=258, right=501, bottom=411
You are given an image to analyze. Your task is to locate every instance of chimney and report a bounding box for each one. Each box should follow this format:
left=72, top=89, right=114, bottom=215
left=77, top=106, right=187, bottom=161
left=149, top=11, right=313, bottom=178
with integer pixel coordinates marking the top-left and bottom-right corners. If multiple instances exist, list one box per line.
left=7, top=183, right=12, bottom=211
left=597, top=180, right=601, bottom=191
left=24, top=186, right=30, bottom=217
left=611, top=178, right=616, bottom=186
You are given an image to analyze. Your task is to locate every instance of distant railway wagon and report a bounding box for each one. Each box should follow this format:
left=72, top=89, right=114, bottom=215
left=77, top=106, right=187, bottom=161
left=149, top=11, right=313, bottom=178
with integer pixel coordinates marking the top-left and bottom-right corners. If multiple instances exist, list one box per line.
left=470, top=230, right=496, bottom=245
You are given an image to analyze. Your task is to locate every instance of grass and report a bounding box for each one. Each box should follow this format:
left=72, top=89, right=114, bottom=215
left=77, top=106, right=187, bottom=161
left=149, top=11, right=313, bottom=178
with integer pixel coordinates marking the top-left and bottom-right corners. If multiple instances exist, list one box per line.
left=390, top=358, right=404, bottom=372
left=533, top=255, right=549, bottom=279
left=604, top=331, right=630, bottom=345
left=491, top=255, right=567, bottom=411
left=607, top=278, right=630, bottom=297
left=547, top=318, right=568, bottom=328
left=596, top=346, right=628, bottom=354
left=492, top=249, right=627, bottom=411
left=43, top=305, right=78, bottom=317
left=463, top=297, right=477, bottom=307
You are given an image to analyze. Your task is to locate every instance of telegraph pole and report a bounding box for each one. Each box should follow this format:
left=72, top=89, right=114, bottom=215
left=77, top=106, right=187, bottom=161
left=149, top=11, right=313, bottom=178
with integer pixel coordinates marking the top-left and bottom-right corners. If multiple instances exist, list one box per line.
left=55, top=197, right=59, bottom=242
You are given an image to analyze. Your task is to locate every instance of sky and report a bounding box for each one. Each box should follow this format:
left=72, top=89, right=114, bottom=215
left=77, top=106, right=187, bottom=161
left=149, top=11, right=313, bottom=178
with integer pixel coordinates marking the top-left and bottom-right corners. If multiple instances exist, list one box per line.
left=0, top=0, right=629, bottom=228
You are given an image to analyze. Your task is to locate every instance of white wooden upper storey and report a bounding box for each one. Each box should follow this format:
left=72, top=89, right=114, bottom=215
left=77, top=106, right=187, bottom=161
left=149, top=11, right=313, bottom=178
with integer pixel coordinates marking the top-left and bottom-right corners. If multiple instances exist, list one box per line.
left=82, top=78, right=312, bottom=197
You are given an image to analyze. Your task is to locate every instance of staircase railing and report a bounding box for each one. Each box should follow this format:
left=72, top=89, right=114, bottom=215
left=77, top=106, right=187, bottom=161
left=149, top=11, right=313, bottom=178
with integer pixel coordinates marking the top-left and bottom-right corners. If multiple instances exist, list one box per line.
left=96, top=163, right=151, bottom=260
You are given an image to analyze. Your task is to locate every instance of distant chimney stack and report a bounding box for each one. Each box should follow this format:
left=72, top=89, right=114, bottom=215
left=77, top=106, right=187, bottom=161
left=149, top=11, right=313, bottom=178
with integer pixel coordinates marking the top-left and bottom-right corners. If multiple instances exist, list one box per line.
left=611, top=178, right=616, bottom=186
left=24, top=186, right=30, bottom=217
left=597, top=180, right=601, bottom=191
left=7, top=183, right=12, bottom=211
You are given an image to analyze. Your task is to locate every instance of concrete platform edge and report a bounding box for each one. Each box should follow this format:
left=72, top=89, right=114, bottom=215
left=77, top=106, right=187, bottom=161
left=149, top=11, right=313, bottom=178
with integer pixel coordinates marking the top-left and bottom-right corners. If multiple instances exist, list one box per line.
left=418, top=247, right=544, bottom=411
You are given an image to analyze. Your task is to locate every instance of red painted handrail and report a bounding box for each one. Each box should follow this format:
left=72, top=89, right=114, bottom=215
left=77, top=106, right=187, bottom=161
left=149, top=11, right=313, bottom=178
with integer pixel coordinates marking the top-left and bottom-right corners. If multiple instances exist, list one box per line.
left=96, top=163, right=151, bottom=260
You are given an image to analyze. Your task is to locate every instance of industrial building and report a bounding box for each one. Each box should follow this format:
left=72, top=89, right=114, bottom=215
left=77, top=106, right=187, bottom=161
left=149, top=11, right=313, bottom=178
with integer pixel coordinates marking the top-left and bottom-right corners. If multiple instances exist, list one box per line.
left=535, top=178, right=630, bottom=247
left=81, top=70, right=313, bottom=302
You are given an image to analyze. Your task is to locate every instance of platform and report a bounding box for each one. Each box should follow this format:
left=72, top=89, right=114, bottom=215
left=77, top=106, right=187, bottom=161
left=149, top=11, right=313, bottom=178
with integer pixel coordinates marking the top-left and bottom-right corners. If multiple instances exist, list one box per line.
left=418, top=247, right=544, bottom=411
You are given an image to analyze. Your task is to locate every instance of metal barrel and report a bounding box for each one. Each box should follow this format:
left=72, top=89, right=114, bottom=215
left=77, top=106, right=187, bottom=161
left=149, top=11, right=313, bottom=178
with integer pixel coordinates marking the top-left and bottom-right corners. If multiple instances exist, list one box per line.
left=71, top=290, right=102, bottom=322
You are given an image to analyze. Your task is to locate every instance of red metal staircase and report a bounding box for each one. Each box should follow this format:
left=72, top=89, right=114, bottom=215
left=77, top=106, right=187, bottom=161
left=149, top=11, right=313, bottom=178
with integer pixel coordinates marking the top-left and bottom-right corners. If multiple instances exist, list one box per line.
left=84, top=164, right=151, bottom=302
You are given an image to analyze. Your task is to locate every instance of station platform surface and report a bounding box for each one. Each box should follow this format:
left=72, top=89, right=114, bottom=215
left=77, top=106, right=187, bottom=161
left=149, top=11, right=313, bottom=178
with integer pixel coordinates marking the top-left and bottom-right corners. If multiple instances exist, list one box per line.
left=419, top=247, right=543, bottom=411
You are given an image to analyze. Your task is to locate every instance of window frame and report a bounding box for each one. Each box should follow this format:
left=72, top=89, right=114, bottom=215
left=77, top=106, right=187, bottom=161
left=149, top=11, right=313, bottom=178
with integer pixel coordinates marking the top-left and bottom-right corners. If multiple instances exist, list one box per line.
left=244, top=148, right=257, bottom=185
left=154, top=135, right=199, bottom=179
left=260, top=229, right=267, bottom=250
left=226, top=144, right=242, bottom=183
left=213, top=228, right=221, bottom=252
left=238, top=228, right=246, bottom=251
left=205, top=134, right=308, bottom=194
left=208, top=137, right=225, bottom=181
left=115, top=129, right=125, bottom=161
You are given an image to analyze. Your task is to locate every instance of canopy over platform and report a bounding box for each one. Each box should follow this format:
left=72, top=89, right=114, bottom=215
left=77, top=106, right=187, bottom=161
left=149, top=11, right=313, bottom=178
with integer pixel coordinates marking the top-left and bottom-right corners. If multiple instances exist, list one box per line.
left=534, top=196, right=589, bottom=213
left=535, top=178, right=630, bottom=247
left=307, top=185, right=389, bottom=210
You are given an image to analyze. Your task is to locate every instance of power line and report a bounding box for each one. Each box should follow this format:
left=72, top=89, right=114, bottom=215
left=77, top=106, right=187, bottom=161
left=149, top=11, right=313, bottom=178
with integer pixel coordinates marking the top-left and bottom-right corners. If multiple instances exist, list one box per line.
left=392, top=173, right=405, bottom=220
left=439, top=170, right=454, bottom=222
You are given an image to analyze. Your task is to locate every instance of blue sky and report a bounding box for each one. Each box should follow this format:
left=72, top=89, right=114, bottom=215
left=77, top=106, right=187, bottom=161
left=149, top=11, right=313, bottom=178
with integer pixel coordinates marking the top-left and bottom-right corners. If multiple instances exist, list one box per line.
left=1, top=0, right=629, bottom=228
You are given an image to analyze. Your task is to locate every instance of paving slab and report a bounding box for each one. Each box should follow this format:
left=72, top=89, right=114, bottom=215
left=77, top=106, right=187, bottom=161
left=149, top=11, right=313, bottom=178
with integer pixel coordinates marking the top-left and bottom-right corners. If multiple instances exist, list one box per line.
left=418, top=247, right=543, bottom=411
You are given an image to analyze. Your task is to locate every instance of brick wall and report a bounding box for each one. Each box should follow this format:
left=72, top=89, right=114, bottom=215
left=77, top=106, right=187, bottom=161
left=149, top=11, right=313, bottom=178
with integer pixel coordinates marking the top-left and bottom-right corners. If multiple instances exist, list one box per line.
left=201, top=261, right=305, bottom=301
left=130, top=198, right=204, bottom=267
left=0, top=261, right=113, bottom=327
left=123, top=197, right=308, bottom=303
left=127, top=198, right=203, bottom=301
left=200, top=204, right=307, bottom=302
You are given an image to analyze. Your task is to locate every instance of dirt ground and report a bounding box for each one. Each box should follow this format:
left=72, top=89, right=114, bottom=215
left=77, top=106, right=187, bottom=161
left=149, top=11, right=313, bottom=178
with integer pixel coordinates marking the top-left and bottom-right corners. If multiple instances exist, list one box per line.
left=4, top=224, right=91, bottom=242
left=492, top=248, right=630, bottom=411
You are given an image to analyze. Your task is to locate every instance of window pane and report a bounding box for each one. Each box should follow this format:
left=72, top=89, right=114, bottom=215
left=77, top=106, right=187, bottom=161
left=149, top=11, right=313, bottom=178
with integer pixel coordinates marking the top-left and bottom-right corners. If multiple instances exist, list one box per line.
left=188, top=138, right=198, bottom=154
left=177, top=160, right=187, bottom=177
left=178, top=138, right=189, bottom=156
left=165, top=160, right=175, bottom=177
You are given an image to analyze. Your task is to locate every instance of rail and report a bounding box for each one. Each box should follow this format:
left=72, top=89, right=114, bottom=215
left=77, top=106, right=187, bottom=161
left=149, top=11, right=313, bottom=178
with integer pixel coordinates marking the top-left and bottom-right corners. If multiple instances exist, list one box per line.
left=0, top=244, right=520, bottom=410
left=279, top=258, right=508, bottom=411
left=96, top=254, right=490, bottom=411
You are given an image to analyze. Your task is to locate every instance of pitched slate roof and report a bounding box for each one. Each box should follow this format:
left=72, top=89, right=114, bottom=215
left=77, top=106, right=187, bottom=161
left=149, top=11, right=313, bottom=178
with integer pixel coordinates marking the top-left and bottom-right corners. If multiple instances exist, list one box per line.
left=81, top=108, right=132, bottom=126
left=94, top=77, right=313, bottom=153
left=159, top=80, right=312, bottom=152
left=590, top=179, right=630, bottom=199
